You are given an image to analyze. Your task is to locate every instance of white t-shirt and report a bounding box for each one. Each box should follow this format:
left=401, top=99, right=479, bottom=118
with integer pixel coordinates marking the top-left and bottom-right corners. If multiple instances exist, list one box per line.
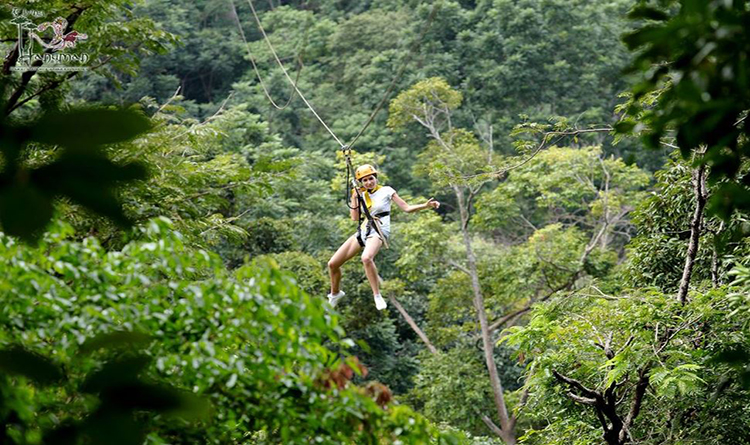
left=361, top=186, right=396, bottom=236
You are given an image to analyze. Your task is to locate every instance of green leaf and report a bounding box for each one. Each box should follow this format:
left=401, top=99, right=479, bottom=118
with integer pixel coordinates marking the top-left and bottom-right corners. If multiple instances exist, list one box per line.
left=31, top=155, right=147, bottom=227
left=622, top=25, right=670, bottom=51
left=0, top=183, right=53, bottom=241
left=710, top=347, right=750, bottom=366
left=29, top=109, right=152, bottom=149
left=614, top=120, right=636, bottom=134
left=0, top=346, right=64, bottom=385
left=81, top=355, right=152, bottom=393
left=627, top=6, right=670, bottom=21
left=99, top=382, right=188, bottom=412
left=79, top=331, right=152, bottom=355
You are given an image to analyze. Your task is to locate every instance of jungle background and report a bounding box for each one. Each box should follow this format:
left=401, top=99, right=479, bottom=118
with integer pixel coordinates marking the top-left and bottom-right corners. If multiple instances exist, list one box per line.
left=1, top=0, right=749, bottom=443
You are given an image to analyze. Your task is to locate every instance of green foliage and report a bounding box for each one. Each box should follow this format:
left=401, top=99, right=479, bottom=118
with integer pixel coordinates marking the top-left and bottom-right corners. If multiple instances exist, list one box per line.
left=475, top=145, right=649, bottom=244
left=408, top=347, right=496, bottom=434
left=388, top=77, right=463, bottom=129
left=423, top=269, right=475, bottom=348
left=241, top=217, right=298, bottom=256
left=504, top=286, right=750, bottom=443
left=70, top=104, right=303, bottom=251
left=621, top=0, right=750, bottom=218
left=0, top=218, right=454, bottom=443
left=623, top=155, right=729, bottom=290
left=251, top=251, right=327, bottom=296
left=473, top=224, right=593, bottom=322
left=0, top=339, right=205, bottom=445
left=415, top=128, right=497, bottom=189
left=407, top=342, right=524, bottom=437
left=650, top=363, right=705, bottom=398
left=0, top=348, right=64, bottom=386
left=394, top=211, right=453, bottom=282
left=350, top=317, right=420, bottom=394
left=389, top=78, right=498, bottom=191
left=718, top=263, right=750, bottom=389
left=0, top=104, right=149, bottom=241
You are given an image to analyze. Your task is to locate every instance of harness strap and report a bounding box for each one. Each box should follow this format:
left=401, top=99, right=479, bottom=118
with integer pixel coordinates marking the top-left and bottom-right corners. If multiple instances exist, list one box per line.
left=356, top=212, right=390, bottom=247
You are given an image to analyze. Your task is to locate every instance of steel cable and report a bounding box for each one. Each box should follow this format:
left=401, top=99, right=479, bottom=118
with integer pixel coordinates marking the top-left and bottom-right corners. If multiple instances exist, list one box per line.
left=235, top=0, right=440, bottom=150
left=243, top=0, right=346, bottom=147
left=229, top=0, right=304, bottom=110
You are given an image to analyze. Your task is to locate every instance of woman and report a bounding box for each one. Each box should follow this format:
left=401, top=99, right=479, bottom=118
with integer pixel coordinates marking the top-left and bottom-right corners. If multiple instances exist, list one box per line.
left=327, top=164, right=440, bottom=310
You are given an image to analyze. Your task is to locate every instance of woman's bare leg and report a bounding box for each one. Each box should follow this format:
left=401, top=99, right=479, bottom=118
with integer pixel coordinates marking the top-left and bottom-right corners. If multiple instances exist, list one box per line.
left=328, top=235, right=362, bottom=294
left=361, top=236, right=384, bottom=296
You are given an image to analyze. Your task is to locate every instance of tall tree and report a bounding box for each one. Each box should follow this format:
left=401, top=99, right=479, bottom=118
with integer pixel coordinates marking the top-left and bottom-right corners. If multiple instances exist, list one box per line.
left=389, top=76, right=518, bottom=442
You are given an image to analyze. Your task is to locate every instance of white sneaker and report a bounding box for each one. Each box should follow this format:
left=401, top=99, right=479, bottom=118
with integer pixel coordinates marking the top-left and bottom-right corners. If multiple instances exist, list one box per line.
left=374, top=294, right=387, bottom=311
left=327, top=291, right=345, bottom=307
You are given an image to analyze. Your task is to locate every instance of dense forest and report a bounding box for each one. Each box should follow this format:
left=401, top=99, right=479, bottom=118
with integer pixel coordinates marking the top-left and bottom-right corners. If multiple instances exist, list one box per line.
left=1, top=0, right=749, bottom=443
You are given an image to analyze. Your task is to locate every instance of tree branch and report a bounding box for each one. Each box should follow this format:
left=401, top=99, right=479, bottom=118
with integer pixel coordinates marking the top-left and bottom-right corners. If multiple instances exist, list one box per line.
left=488, top=276, right=578, bottom=333
left=155, top=85, right=182, bottom=114
left=552, top=370, right=601, bottom=400
left=387, top=295, right=438, bottom=355
left=463, top=127, right=613, bottom=179
left=5, top=71, right=77, bottom=114
left=619, top=367, right=650, bottom=442
left=480, top=414, right=505, bottom=438
left=568, top=393, right=598, bottom=405
left=447, top=259, right=470, bottom=276
left=166, top=179, right=259, bottom=204
left=677, top=162, right=707, bottom=304
left=2, top=41, right=20, bottom=75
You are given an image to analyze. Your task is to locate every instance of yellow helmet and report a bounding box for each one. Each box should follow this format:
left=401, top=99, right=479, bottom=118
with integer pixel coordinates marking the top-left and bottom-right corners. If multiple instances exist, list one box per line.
left=355, top=164, right=379, bottom=181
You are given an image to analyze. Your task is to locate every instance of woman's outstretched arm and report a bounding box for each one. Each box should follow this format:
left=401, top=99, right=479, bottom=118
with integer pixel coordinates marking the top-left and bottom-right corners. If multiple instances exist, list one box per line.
left=392, top=193, right=440, bottom=213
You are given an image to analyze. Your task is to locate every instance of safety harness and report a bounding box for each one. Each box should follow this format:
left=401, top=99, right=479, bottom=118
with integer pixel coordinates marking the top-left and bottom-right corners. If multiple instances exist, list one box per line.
left=344, top=147, right=389, bottom=249
left=355, top=185, right=390, bottom=247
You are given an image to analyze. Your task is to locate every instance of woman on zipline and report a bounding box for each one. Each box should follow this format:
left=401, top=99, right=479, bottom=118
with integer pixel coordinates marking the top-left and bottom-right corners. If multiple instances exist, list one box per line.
left=327, top=164, right=440, bottom=310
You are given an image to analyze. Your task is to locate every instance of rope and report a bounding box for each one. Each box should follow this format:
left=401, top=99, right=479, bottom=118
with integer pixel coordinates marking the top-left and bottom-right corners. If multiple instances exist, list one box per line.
left=228, top=0, right=305, bottom=110
left=242, top=0, right=346, bottom=147
left=233, top=0, right=440, bottom=217
left=344, top=148, right=358, bottom=210
left=233, top=0, right=441, bottom=151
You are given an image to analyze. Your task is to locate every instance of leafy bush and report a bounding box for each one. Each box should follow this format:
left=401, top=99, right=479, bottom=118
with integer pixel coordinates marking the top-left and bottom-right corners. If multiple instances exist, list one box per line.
left=503, top=287, right=750, bottom=443
left=0, top=218, right=458, bottom=444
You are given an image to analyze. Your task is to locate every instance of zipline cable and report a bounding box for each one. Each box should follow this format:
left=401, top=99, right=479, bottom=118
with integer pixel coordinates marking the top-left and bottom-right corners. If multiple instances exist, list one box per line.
left=241, top=0, right=346, bottom=147
left=340, top=2, right=440, bottom=208
left=229, top=0, right=305, bottom=110
left=233, top=0, right=440, bottom=215
left=234, top=0, right=441, bottom=150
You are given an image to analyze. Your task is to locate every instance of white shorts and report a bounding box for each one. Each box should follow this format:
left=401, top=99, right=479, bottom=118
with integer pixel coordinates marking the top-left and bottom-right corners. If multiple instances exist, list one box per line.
left=356, top=224, right=389, bottom=246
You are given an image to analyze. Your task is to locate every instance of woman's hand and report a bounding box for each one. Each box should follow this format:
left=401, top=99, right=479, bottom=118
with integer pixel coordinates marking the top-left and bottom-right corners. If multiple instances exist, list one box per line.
left=425, top=198, right=440, bottom=210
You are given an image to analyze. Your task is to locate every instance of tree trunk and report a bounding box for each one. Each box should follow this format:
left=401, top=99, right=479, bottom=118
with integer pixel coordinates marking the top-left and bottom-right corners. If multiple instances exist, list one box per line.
left=677, top=164, right=707, bottom=304
left=454, top=186, right=516, bottom=444
left=711, top=220, right=725, bottom=287
left=388, top=295, right=438, bottom=354
left=554, top=366, right=649, bottom=445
